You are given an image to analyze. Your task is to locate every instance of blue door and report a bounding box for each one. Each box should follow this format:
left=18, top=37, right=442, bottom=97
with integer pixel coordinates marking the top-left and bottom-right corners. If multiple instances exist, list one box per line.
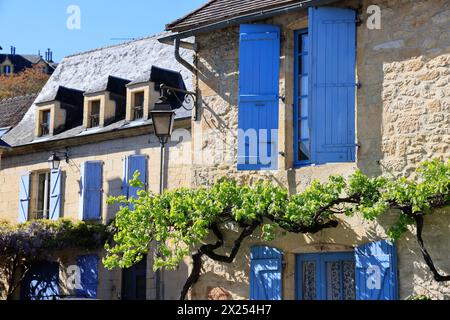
left=122, top=257, right=147, bottom=300
left=20, top=261, right=59, bottom=300
left=296, top=252, right=355, bottom=300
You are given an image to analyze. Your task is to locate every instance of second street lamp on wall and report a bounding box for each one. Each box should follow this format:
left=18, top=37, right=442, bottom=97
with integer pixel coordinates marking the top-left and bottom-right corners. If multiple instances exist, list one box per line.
left=48, top=153, right=61, bottom=170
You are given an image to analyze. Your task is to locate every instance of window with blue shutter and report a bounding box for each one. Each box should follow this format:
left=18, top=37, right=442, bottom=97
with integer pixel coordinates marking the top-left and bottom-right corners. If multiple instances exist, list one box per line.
left=80, top=161, right=103, bottom=221
left=49, top=169, right=62, bottom=220
left=18, top=173, right=30, bottom=223
left=250, top=246, right=283, bottom=300
left=76, top=255, right=99, bottom=299
left=294, top=29, right=311, bottom=166
left=355, top=240, right=399, bottom=300
left=123, top=155, right=148, bottom=199
left=296, top=7, right=356, bottom=166
left=238, top=24, right=280, bottom=171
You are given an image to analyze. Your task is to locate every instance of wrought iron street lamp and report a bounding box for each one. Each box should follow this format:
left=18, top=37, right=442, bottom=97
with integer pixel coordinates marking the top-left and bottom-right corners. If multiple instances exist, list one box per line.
left=150, top=103, right=175, bottom=194
left=150, top=102, right=175, bottom=301
left=47, top=152, right=69, bottom=170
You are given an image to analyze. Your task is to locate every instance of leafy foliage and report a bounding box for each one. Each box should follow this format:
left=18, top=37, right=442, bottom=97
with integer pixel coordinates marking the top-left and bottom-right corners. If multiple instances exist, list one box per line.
left=0, top=65, right=50, bottom=100
left=104, top=159, right=449, bottom=276
left=0, top=219, right=108, bottom=299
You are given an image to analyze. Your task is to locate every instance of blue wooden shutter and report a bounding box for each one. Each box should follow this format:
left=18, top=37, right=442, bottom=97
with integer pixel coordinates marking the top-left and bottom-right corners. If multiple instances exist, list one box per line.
left=250, top=246, right=283, bottom=300
left=309, top=7, right=356, bottom=164
left=355, top=240, right=399, bottom=300
left=49, top=169, right=62, bottom=220
left=80, top=162, right=102, bottom=220
left=123, top=155, right=147, bottom=199
left=76, top=255, right=99, bottom=299
left=18, top=173, right=30, bottom=223
left=238, top=24, right=280, bottom=170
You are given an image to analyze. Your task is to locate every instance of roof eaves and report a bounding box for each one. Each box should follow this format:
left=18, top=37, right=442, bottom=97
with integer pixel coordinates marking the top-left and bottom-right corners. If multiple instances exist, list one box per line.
left=161, top=0, right=339, bottom=40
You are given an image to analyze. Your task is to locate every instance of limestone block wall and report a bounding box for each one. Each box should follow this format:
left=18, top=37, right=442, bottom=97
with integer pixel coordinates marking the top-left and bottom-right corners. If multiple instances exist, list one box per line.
left=188, top=0, right=450, bottom=299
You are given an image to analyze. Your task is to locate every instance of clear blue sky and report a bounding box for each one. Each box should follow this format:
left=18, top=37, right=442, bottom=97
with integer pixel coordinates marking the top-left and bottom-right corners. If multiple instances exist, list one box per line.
left=0, top=0, right=206, bottom=62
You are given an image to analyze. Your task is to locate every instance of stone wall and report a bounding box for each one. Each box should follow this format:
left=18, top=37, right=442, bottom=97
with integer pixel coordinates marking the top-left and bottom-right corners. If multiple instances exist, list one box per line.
left=189, top=0, right=450, bottom=299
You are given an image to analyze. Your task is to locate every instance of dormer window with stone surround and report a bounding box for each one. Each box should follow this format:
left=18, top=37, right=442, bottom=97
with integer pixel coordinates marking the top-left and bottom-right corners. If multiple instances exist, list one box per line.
left=34, top=86, right=85, bottom=139
left=125, top=66, right=187, bottom=123
left=83, top=76, right=130, bottom=129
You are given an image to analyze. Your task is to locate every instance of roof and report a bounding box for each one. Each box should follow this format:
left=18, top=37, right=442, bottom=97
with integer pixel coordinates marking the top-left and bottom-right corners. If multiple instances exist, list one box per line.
left=2, top=33, right=193, bottom=148
left=0, top=54, right=56, bottom=74
left=0, top=94, right=37, bottom=128
left=166, top=0, right=301, bottom=32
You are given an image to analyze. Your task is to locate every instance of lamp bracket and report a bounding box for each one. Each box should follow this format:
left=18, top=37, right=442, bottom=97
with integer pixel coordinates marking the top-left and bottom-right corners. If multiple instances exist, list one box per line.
left=159, top=84, right=199, bottom=120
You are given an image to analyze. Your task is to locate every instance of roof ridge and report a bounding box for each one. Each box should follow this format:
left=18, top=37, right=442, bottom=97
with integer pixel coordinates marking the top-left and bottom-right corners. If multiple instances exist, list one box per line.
left=0, top=93, right=38, bottom=104
left=63, top=31, right=169, bottom=59
left=166, top=0, right=218, bottom=30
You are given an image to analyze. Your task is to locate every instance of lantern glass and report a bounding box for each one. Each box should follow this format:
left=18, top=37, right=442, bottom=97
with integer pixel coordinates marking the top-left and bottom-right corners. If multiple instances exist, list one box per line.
left=151, top=103, right=175, bottom=141
left=48, top=154, right=61, bottom=170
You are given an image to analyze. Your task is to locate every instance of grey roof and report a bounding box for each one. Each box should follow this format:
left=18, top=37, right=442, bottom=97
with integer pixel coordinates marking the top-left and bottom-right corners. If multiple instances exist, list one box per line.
left=0, top=94, right=37, bottom=128
left=166, top=0, right=301, bottom=32
left=3, top=33, right=193, bottom=148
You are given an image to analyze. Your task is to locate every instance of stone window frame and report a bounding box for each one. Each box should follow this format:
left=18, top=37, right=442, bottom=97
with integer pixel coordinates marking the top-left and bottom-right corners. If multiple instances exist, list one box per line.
left=28, top=169, right=52, bottom=221
left=125, top=82, right=160, bottom=122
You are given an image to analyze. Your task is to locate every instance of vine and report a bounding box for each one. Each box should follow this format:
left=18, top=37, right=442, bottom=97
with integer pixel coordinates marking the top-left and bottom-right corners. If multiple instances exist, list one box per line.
left=0, top=219, right=109, bottom=300
left=104, top=159, right=449, bottom=300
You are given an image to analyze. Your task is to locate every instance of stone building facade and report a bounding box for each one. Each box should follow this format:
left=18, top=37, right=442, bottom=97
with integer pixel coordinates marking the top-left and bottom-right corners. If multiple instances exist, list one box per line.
left=0, top=35, right=194, bottom=300
left=162, top=0, right=450, bottom=299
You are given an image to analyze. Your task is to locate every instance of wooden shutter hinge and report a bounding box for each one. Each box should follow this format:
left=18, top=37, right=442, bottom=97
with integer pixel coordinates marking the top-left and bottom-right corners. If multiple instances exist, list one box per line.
left=355, top=82, right=362, bottom=89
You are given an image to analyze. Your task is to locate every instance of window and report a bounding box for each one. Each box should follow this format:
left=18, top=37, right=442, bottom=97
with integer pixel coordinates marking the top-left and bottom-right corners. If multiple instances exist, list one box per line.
left=32, top=172, right=51, bottom=220
left=296, top=252, right=355, bottom=300
left=4, top=65, right=11, bottom=74
left=89, top=100, right=101, bottom=128
left=39, top=110, right=51, bottom=136
left=294, top=30, right=310, bottom=165
left=133, top=92, right=144, bottom=120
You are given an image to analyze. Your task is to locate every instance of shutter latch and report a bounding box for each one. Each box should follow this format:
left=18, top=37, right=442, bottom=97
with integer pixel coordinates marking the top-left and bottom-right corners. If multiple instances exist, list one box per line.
left=355, top=82, right=362, bottom=89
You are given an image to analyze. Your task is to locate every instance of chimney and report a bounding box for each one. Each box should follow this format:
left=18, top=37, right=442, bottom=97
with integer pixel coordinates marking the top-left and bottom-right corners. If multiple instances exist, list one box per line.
left=10, top=46, right=16, bottom=56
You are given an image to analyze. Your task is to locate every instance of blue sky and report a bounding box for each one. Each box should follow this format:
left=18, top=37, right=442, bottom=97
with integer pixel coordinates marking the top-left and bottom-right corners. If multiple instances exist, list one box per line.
left=0, top=0, right=205, bottom=62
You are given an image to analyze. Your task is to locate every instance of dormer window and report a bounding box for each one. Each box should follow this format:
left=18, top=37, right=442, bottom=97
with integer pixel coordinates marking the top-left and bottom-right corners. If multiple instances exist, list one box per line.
left=89, top=100, right=101, bottom=128
left=4, top=65, right=12, bottom=74
left=133, top=92, right=144, bottom=120
left=39, top=110, right=51, bottom=137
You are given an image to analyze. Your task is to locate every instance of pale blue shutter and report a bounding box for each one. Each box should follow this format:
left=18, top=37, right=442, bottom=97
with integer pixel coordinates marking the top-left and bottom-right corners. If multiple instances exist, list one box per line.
left=123, top=155, right=147, bottom=199
left=49, top=169, right=62, bottom=220
left=355, top=240, right=399, bottom=300
left=238, top=24, right=280, bottom=170
left=18, top=173, right=30, bottom=223
left=309, top=7, right=356, bottom=164
left=250, top=246, right=283, bottom=300
left=76, top=255, right=99, bottom=299
left=80, top=162, right=102, bottom=220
